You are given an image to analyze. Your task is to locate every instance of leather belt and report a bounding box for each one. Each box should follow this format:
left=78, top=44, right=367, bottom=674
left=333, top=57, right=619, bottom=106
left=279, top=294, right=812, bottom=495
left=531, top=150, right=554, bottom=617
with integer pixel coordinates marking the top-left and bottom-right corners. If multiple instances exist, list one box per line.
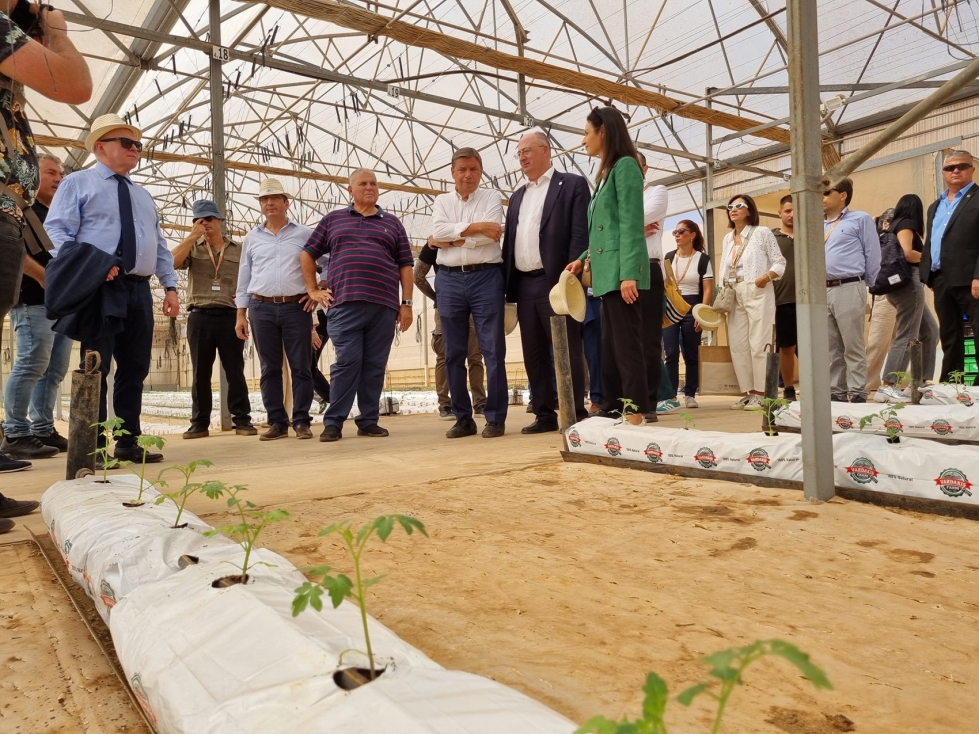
left=826, top=276, right=863, bottom=288
left=518, top=268, right=546, bottom=277
left=441, top=263, right=501, bottom=273
left=125, top=274, right=151, bottom=282
left=252, top=293, right=305, bottom=303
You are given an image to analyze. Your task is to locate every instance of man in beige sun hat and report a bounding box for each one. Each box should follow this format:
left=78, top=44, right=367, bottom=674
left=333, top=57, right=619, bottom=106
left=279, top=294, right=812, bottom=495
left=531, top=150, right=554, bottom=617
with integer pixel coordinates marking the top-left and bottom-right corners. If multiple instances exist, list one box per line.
left=45, top=112, right=179, bottom=466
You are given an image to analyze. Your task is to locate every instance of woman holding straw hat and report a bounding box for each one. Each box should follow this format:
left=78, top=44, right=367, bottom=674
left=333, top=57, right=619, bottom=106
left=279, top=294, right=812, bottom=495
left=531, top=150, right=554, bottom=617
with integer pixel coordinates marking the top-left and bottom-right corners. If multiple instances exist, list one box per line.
left=719, top=193, right=785, bottom=410
left=566, top=107, right=648, bottom=424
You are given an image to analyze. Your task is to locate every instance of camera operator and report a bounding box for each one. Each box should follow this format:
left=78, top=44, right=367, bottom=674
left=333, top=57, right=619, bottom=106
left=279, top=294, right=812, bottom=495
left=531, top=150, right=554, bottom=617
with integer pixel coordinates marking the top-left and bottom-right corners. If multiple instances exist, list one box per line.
left=0, top=1, right=90, bottom=519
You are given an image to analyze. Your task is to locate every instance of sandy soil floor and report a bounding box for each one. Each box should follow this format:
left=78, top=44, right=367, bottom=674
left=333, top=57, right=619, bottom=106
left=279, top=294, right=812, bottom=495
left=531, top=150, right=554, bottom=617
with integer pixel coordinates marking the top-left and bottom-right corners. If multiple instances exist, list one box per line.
left=4, top=398, right=978, bottom=732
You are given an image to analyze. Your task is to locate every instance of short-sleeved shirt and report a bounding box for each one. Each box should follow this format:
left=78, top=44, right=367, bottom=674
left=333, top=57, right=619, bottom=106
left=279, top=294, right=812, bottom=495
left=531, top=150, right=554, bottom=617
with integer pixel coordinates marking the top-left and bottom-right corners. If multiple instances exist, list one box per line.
left=666, top=250, right=713, bottom=297
left=178, top=238, right=242, bottom=309
left=888, top=217, right=923, bottom=253
left=772, top=228, right=796, bottom=305
left=303, top=205, right=414, bottom=312
left=0, top=14, right=38, bottom=219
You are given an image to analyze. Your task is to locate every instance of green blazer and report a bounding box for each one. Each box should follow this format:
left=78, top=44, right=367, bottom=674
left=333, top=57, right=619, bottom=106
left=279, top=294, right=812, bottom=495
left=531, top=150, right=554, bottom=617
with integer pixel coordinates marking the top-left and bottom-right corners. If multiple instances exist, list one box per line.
left=579, top=156, right=649, bottom=298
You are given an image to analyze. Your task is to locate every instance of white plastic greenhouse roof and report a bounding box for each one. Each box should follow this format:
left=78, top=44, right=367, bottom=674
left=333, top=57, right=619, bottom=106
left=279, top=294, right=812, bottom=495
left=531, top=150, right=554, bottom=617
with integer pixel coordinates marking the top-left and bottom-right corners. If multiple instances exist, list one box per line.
left=33, top=0, right=979, bottom=239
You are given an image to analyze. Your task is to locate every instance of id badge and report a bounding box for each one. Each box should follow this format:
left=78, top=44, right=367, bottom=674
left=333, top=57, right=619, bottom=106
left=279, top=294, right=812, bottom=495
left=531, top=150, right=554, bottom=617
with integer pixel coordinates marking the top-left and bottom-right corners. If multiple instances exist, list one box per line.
left=211, top=279, right=222, bottom=292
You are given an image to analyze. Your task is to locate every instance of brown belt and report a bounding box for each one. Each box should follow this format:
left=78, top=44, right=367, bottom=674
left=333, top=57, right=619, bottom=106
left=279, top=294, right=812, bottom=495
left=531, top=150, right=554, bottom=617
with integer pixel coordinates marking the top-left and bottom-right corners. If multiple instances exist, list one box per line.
left=251, top=293, right=306, bottom=303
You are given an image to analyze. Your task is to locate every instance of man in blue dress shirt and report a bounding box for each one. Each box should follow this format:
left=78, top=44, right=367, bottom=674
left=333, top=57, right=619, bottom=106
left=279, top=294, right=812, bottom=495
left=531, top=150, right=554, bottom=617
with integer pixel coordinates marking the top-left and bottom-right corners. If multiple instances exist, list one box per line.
left=45, top=114, right=179, bottom=464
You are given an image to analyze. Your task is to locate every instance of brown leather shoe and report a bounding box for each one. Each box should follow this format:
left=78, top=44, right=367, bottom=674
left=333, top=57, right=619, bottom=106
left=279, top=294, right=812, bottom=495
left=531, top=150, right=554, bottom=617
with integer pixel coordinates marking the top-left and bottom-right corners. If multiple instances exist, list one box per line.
left=294, top=424, right=313, bottom=440
left=259, top=425, right=289, bottom=441
left=482, top=422, right=505, bottom=438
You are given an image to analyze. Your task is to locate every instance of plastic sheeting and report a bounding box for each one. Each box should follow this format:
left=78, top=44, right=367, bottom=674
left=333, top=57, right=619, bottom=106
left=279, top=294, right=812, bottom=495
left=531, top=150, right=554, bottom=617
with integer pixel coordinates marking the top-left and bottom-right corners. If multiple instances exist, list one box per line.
left=775, top=400, right=979, bottom=442
left=918, top=384, right=979, bottom=407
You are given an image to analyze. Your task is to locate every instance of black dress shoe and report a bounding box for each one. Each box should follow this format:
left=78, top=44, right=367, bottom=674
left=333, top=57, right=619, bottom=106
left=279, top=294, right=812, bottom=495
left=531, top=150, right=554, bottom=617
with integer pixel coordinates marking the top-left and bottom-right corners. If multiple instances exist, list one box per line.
left=521, top=419, right=559, bottom=434
left=446, top=418, right=477, bottom=439
left=34, top=430, right=68, bottom=452
left=183, top=425, right=209, bottom=439
left=0, top=518, right=13, bottom=534
left=0, top=453, right=31, bottom=473
left=320, top=425, right=342, bottom=442
left=114, top=446, right=164, bottom=463
left=235, top=424, right=258, bottom=436
left=0, top=436, right=59, bottom=460
left=482, top=422, right=505, bottom=438
left=848, top=395, right=866, bottom=403
left=0, top=494, right=39, bottom=517
left=357, top=424, right=389, bottom=437
left=644, top=412, right=659, bottom=423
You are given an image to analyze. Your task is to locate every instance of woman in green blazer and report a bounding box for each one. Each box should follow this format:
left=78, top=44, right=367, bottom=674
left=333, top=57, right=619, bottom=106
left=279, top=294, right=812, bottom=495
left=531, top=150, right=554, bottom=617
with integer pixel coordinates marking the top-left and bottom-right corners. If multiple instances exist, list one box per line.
left=567, top=107, right=649, bottom=423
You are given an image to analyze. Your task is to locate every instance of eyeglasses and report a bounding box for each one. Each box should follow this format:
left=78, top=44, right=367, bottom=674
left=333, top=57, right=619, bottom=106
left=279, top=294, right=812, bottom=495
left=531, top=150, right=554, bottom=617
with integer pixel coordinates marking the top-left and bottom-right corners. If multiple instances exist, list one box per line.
left=943, top=163, right=974, bottom=173
left=672, top=228, right=691, bottom=236
left=822, top=189, right=839, bottom=196
left=726, top=202, right=748, bottom=211
left=514, top=144, right=547, bottom=159
left=196, top=216, right=218, bottom=222
left=101, top=137, right=143, bottom=152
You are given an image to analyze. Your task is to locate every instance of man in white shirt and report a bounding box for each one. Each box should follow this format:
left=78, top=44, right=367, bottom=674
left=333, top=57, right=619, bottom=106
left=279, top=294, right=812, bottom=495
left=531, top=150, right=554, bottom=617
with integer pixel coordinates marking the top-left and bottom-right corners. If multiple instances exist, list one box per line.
left=502, top=131, right=590, bottom=432
left=431, top=148, right=507, bottom=439
left=638, top=153, right=669, bottom=419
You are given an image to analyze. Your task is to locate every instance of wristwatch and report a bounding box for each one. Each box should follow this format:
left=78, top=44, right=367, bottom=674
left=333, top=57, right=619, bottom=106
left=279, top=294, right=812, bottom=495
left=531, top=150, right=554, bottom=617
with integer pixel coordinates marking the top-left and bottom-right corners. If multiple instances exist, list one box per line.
left=401, top=299, right=413, bottom=307
left=165, top=287, right=177, bottom=293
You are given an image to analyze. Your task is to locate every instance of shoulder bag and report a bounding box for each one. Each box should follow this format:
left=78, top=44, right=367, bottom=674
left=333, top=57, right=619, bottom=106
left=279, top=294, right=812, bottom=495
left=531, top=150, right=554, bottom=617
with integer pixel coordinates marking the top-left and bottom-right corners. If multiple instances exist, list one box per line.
left=712, top=227, right=752, bottom=313
left=662, top=257, right=692, bottom=327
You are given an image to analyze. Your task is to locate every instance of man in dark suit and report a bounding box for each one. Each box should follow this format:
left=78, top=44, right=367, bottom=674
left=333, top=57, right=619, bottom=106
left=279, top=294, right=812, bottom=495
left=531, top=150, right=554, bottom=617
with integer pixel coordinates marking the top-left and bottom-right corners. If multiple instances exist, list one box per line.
left=502, top=131, right=590, bottom=432
left=920, top=149, right=979, bottom=382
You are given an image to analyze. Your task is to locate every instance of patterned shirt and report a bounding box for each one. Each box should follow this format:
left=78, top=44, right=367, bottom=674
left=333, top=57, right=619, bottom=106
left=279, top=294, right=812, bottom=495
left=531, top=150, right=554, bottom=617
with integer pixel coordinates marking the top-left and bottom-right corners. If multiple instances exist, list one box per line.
left=304, top=206, right=413, bottom=312
left=0, top=14, right=38, bottom=219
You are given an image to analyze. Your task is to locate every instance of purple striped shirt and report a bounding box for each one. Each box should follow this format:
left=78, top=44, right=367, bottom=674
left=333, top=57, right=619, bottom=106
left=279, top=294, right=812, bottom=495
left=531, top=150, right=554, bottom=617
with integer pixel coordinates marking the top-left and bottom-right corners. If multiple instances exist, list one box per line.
left=303, top=206, right=413, bottom=312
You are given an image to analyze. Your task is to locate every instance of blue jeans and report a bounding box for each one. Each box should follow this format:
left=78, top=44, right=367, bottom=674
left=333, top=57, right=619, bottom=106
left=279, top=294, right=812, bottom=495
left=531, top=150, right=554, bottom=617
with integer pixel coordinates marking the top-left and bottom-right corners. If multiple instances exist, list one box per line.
left=3, top=304, right=73, bottom=438
left=582, top=297, right=602, bottom=404
left=249, top=299, right=313, bottom=428
left=663, top=294, right=702, bottom=398
left=324, top=301, right=396, bottom=430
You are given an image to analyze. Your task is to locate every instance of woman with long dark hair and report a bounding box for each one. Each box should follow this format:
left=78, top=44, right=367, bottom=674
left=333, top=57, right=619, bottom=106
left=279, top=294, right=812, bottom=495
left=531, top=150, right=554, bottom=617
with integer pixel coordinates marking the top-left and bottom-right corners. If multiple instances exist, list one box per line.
left=719, top=193, right=785, bottom=409
left=874, top=193, right=939, bottom=402
left=661, top=220, right=713, bottom=410
left=566, top=107, right=648, bottom=423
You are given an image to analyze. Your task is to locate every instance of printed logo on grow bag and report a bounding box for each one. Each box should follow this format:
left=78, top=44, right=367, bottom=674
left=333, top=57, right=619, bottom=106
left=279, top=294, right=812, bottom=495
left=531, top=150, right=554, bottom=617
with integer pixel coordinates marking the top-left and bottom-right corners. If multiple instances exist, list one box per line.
left=130, top=674, right=158, bottom=725
left=846, top=457, right=879, bottom=484
left=99, top=580, right=117, bottom=609
left=956, top=392, right=974, bottom=406
left=694, top=446, right=717, bottom=469
left=567, top=429, right=582, bottom=448
left=605, top=437, right=622, bottom=457
left=930, top=419, right=954, bottom=436
left=63, top=539, right=72, bottom=569
left=934, top=468, right=973, bottom=498
left=884, top=417, right=903, bottom=434
left=835, top=415, right=854, bottom=430
left=644, top=442, right=663, bottom=463
left=746, top=448, right=771, bottom=472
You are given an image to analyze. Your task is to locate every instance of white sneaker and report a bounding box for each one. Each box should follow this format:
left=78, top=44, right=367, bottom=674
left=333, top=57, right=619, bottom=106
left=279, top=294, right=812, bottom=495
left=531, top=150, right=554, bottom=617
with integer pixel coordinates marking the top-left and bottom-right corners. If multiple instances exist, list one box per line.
left=684, top=396, right=699, bottom=409
left=744, top=394, right=765, bottom=410
left=874, top=385, right=910, bottom=404
left=730, top=395, right=750, bottom=410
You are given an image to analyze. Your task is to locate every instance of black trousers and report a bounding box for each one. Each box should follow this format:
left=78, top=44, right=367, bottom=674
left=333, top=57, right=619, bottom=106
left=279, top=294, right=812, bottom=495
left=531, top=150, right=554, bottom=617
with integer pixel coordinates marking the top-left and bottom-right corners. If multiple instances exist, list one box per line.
left=931, top=270, right=979, bottom=383
left=187, top=307, right=252, bottom=428
left=81, top=279, right=153, bottom=448
left=312, top=310, right=331, bottom=404
left=640, top=261, right=665, bottom=407
left=248, top=299, right=313, bottom=428
left=515, top=270, right=587, bottom=423
left=600, top=291, right=649, bottom=415
left=0, top=213, right=25, bottom=330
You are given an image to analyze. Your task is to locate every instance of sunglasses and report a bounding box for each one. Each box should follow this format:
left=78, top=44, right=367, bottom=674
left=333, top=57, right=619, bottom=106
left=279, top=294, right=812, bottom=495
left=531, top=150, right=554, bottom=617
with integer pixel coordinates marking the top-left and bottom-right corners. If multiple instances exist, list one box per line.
left=101, top=137, right=143, bottom=152
left=672, top=228, right=691, bottom=236
left=822, top=189, right=840, bottom=196
left=196, top=216, right=219, bottom=222
left=726, top=202, right=748, bottom=211
left=943, top=163, right=974, bottom=173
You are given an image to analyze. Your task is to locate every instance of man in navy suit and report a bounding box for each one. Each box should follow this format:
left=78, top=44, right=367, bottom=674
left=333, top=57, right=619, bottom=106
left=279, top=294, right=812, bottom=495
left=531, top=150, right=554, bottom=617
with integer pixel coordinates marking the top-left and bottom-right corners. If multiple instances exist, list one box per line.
left=502, top=131, right=590, bottom=432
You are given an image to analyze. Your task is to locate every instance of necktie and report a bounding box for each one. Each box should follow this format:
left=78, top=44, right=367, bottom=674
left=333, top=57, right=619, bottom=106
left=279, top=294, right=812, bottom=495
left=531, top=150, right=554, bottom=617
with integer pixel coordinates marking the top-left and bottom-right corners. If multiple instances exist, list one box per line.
left=114, top=174, right=137, bottom=273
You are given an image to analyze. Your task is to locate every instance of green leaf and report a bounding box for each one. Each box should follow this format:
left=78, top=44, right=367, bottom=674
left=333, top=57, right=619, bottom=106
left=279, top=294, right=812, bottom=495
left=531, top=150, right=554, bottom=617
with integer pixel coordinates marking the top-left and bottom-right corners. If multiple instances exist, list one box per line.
left=767, top=640, right=832, bottom=690
left=137, top=434, right=166, bottom=450
left=362, top=573, right=387, bottom=589
left=153, top=496, right=167, bottom=505
left=574, top=716, right=625, bottom=734
left=676, top=682, right=709, bottom=707
left=355, top=520, right=374, bottom=546
left=319, top=523, right=341, bottom=537
left=292, top=582, right=316, bottom=616
left=265, top=508, right=290, bottom=523
left=375, top=515, right=395, bottom=542
left=640, top=672, right=669, bottom=722
left=202, top=529, right=218, bottom=538
left=201, top=481, right=227, bottom=500
left=397, top=515, right=428, bottom=537
left=305, top=565, right=332, bottom=578
left=227, top=497, right=237, bottom=508
left=703, top=648, right=738, bottom=680
left=323, top=573, right=353, bottom=607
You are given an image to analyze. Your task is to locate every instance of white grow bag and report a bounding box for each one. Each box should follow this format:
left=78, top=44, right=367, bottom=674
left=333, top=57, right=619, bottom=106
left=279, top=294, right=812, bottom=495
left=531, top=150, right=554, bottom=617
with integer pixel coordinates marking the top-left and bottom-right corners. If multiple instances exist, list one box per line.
left=775, top=400, right=979, bottom=442
left=918, top=384, right=979, bottom=406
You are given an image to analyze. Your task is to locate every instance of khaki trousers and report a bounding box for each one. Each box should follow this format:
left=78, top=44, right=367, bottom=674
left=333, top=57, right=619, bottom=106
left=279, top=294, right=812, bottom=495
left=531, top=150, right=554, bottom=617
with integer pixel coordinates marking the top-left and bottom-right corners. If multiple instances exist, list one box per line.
left=865, top=295, right=896, bottom=392
left=727, top=279, right=776, bottom=393
left=431, top=310, right=486, bottom=409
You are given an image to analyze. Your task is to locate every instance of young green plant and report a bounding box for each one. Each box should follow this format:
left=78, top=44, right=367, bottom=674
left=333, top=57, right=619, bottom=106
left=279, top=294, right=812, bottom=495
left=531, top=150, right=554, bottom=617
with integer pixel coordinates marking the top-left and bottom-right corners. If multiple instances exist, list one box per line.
left=127, top=434, right=165, bottom=505
left=577, top=639, right=831, bottom=734
left=679, top=409, right=696, bottom=430
left=154, top=459, right=215, bottom=527
left=90, top=417, right=131, bottom=482
left=610, top=398, right=640, bottom=423
left=761, top=397, right=789, bottom=437
left=858, top=402, right=905, bottom=442
left=203, top=484, right=290, bottom=583
left=292, top=515, right=427, bottom=680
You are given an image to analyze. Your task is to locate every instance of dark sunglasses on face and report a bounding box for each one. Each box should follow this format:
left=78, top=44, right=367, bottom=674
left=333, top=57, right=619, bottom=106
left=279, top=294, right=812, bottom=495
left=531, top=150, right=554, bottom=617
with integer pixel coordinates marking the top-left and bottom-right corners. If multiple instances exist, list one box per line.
left=102, top=137, right=143, bottom=152
left=672, top=228, right=690, bottom=236
left=823, top=189, right=838, bottom=196
left=726, top=202, right=748, bottom=211
left=943, top=163, right=974, bottom=173
left=196, top=216, right=218, bottom=222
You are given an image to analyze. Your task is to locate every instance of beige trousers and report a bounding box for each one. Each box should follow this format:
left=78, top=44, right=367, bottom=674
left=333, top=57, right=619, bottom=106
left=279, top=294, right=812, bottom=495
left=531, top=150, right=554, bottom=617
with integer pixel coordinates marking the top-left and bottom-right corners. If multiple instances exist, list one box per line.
left=865, top=295, right=896, bottom=392
left=727, top=279, right=776, bottom=393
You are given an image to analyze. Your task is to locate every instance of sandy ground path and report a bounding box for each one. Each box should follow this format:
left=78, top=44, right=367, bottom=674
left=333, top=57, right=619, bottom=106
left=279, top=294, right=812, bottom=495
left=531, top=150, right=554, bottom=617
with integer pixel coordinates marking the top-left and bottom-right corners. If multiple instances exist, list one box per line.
left=3, top=398, right=978, bottom=732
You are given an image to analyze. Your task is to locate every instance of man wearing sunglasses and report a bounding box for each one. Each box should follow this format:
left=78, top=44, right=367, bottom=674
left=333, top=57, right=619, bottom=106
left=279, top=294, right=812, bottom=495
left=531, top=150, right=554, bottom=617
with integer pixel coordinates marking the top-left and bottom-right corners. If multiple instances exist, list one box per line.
left=920, top=150, right=979, bottom=382
left=171, top=199, right=255, bottom=440
left=45, top=114, right=179, bottom=465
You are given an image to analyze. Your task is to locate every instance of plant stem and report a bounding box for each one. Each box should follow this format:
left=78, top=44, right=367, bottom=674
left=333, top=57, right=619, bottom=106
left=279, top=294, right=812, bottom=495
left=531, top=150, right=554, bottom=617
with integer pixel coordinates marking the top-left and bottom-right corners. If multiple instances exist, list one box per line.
left=352, top=537, right=376, bottom=678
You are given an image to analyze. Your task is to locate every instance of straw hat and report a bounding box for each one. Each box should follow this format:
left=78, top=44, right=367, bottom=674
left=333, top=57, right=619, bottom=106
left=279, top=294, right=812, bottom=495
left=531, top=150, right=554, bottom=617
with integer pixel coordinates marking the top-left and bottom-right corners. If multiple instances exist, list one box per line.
left=85, top=114, right=142, bottom=153
left=256, top=178, right=289, bottom=199
left=504, top=302, right=518, bottom=335
left=692, top=303, right=724, bottom=330
left=549, top=270, right=587, bottom=323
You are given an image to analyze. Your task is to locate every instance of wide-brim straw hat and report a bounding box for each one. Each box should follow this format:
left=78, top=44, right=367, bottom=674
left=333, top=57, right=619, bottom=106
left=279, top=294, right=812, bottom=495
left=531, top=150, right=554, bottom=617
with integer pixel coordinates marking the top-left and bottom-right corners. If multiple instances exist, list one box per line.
left=504, top=302, right=518, bottom=335
left=256, top=178, right=289, bottom=199
left=85, top=114, right=142, bottom=153
left=549, top=269, right=587, bottom=323
left=692, top=303, right=724, bottom=330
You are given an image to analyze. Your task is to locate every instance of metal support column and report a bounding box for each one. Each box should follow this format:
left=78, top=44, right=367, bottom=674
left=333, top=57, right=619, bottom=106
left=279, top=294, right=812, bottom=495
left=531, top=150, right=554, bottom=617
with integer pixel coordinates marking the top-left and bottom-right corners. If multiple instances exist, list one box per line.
left=704, top=88, right=716, bottom=346
left=787, top=0, right=835, bottom=502
left=209, top=0, right=232, bottom=431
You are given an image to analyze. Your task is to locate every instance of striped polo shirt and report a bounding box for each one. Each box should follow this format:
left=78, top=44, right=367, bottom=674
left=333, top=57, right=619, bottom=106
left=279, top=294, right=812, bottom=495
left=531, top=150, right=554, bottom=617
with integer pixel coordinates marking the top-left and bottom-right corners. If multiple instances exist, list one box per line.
left=303, top=205, right=414, bottom=312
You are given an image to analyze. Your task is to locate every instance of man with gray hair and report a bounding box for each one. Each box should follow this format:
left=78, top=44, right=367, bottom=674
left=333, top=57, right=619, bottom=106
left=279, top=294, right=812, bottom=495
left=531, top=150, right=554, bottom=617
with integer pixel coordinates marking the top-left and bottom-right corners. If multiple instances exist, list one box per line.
left=431, top=147, right=507, bottom=439
left=1, top=154, right=72, bottom=460
left=921, top=149, right=979, bottom=381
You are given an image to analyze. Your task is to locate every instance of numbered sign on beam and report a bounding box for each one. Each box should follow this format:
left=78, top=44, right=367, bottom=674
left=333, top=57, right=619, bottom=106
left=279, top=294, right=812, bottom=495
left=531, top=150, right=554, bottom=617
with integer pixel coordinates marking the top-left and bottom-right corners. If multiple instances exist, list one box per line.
left=212, top=46, right=230, bottom=62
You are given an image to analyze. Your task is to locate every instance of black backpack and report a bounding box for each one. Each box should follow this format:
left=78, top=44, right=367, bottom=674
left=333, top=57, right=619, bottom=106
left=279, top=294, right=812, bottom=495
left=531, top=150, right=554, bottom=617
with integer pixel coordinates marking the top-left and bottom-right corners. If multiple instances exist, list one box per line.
left=869, top=231, right=913, bottom=295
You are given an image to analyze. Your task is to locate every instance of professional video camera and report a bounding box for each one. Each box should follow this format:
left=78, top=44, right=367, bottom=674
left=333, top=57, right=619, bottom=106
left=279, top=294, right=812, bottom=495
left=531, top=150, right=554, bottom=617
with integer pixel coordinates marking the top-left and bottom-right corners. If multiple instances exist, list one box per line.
left=7, top=0, right=54, bottom=40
